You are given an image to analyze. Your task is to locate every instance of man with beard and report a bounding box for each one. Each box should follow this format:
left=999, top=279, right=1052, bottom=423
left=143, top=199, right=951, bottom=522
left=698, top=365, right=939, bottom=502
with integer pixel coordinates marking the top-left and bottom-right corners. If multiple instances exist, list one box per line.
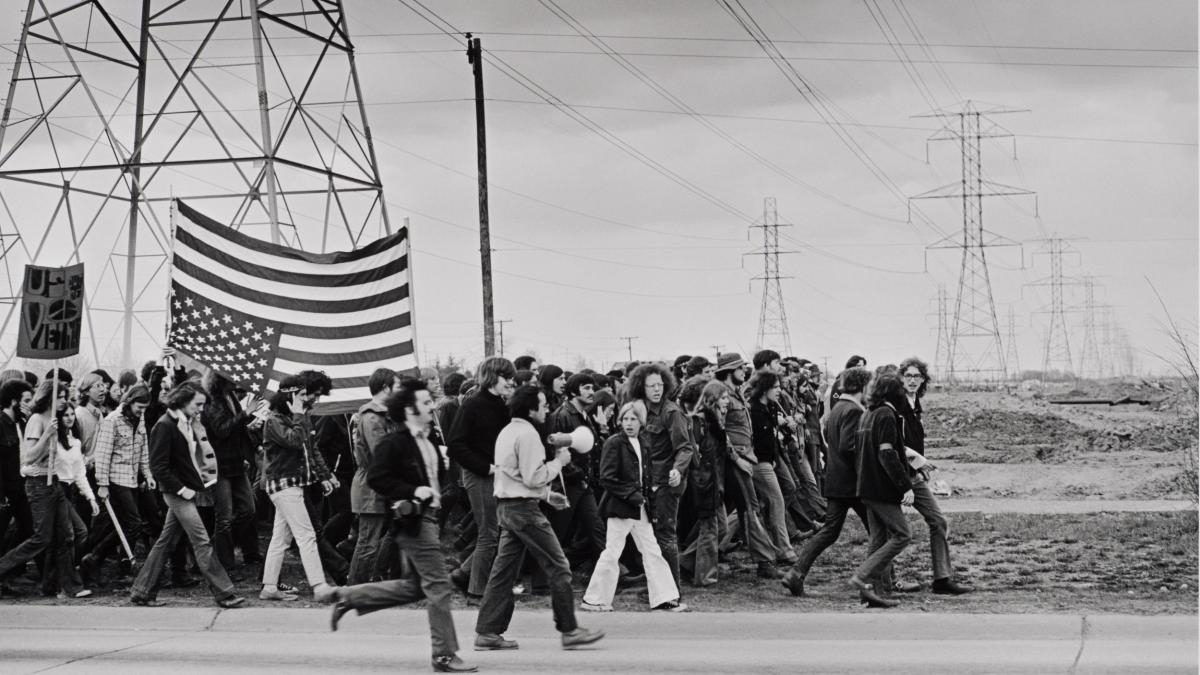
left=713, top=353, right=779, bottom=579
left=547, top=373, right=605, bottom=568
left=328, top=379, right=477, bottom=673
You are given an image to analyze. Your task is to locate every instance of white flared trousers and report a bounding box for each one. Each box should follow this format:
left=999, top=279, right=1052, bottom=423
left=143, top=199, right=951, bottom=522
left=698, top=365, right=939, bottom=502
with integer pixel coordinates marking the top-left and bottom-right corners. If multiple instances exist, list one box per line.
left=582, top=507, right=679, bottom=608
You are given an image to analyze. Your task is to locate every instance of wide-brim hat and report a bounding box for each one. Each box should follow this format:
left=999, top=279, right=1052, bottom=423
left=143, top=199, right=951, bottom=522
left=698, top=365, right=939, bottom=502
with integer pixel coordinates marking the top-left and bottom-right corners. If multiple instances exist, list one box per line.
left=715, top=352, right=746, bottom=373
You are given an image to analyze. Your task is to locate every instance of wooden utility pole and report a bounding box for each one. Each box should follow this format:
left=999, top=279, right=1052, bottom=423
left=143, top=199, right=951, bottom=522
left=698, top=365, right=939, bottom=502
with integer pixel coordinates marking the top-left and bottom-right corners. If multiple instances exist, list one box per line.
left=620, top=336, right=638, bottom=362
left=495, top=319, right=512, bottom=357
left=467, top=34, right=496, bottom=356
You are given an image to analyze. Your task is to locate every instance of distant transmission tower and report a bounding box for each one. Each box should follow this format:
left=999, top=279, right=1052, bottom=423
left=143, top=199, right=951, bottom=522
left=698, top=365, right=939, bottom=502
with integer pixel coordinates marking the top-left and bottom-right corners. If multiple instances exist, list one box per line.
left=1098, top=306, right=1116, bottom=378
left=1027, top=236, right=1081, bottom=378
left=1076, top=276, right=1105, bottom=378
left=1004, top=304, right=1022, bottom=379
left=912, top=101, right=1034, bottom=383
left=0, top=1, right=392, bottom=367
left=931, top=283, right=952, bottom=380
left=750, top=197, right=794, bottom=355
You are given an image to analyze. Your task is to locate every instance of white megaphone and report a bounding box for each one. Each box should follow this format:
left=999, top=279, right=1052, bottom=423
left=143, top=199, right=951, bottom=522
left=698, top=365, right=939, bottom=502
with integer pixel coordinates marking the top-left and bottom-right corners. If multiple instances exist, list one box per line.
left=569, top=425, right=595, bottom=453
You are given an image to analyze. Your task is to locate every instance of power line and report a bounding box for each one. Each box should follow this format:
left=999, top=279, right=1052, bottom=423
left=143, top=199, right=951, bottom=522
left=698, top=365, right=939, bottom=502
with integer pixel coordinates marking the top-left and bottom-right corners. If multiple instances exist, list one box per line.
left=41, top=30, right=1198, bottom=54
left=534, top=0, right=904, bottom=224
left=395, top=0, right=758, bottom=225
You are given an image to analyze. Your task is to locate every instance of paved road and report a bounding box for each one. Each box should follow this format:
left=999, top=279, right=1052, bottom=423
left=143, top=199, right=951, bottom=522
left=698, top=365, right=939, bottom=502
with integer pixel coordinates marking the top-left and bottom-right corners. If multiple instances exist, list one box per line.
left=936, top=498, right=1195, bottom=513
left=1, top=606, right=1195, bottom=674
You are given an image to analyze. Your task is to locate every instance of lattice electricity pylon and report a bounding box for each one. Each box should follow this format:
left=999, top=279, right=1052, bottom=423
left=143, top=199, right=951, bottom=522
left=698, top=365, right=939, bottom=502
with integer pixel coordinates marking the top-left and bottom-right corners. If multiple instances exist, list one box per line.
left=1026, top=236, right=1082, bottom=378
left=929, top=283, right=951, bottom=381
left=0, top=0, right=392, bottom=368
left=911, top=101, right=1035, bottom=383
left=1004, top=304, right=1022, bottom=379
left=1075, top=276, right=1108, bottom=379
left=748, top=197, right=796, bottom=356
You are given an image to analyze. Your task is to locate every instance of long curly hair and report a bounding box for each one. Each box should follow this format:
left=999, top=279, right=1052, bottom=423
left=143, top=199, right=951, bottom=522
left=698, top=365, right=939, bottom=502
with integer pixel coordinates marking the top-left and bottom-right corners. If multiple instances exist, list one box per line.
left=626, top=362, right=677, bottom=402
left=867, top=371, right=906, bottom=410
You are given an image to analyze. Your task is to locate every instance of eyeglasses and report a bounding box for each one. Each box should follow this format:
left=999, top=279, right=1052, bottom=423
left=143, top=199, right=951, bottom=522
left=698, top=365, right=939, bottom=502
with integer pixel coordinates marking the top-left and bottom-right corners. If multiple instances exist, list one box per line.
left=902, top=373, right=923, bottom=379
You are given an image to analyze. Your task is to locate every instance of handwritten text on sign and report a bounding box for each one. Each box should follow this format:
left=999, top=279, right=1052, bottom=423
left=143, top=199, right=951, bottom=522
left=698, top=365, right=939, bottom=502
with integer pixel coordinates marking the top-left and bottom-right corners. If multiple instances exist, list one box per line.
left=17, top=263, right=84, bottom=359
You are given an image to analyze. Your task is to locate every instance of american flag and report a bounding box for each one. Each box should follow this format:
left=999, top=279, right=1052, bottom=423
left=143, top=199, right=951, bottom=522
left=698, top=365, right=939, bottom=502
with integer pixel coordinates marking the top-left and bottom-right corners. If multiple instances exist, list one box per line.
left=168, top=200, right=417, bottom=414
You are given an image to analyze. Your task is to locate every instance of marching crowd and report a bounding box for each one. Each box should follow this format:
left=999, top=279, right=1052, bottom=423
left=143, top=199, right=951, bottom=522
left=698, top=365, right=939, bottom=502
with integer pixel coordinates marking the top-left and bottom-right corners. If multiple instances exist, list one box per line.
left=0, top=349, right=973, bottom=672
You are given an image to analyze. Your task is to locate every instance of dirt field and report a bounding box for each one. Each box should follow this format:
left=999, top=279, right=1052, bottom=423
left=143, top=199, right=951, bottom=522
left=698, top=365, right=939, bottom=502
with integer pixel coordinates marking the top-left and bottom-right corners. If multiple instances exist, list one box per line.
left=922, top=381, right=1198, bottom=502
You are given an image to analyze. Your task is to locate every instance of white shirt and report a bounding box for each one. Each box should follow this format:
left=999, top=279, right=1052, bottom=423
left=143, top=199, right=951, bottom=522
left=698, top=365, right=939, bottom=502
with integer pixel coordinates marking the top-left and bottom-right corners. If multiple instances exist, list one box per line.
left=628, top=435, right=643, bottom=474
left=407, top=421, right=441, bottom=498
left=55, top=437, right=95, bottom=502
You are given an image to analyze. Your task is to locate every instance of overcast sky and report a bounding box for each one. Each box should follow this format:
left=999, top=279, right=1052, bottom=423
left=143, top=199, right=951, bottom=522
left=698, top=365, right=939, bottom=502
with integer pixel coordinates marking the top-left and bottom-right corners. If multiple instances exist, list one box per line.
left=0, top=0, right=1196, bottom=376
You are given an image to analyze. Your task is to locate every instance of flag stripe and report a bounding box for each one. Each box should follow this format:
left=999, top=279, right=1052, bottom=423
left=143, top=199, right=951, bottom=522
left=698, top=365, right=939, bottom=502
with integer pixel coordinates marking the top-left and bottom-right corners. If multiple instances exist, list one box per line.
left=283, top=313, right=411, bottom=340
left=176, top=227, right=407, bottom=287
left=175, top=248, right=404, bottom=303
left=269, top=375, right=380, bottom=391
left=279, top=324, right=411, bottom=354
left=179, top=200, right=405, bottom=265
left=174, top=264, right=409, bottom=318
left=277, top=340, right=414, bottom=367
left=273, top=357, right=412, bottom=380
left=175, top=268, right=410, bottom=326
left=180, top=208, right=407, bottom=276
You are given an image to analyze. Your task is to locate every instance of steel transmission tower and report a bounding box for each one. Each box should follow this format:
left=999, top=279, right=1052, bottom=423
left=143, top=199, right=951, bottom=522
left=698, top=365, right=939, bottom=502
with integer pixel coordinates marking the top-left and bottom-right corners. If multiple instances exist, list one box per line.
left=911, top=101, right=1034, bottom=383
left=1004, top=304, right=1021, bottom=378
left=1027, top=236, right=1081, bottom=378
left=750, top=198, right=794, bottom=355
left=0, top=0, right=391, bottom=367
left=1076, top=276, right=1105, bottom=378
left=931, top=283, right=951, bottom=380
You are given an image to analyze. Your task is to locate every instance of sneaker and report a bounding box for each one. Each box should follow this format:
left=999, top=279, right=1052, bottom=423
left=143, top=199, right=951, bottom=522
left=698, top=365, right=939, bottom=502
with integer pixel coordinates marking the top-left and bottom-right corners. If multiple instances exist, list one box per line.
left=260, top=587, right=299, bottom=601
left=56, top=588, right=92, bottom=600
left=561, top=626, right=605, bottom=650
left=580, top=600, right=613, bottom=612
left=473, top=633, right=519, bottom=651
left=652, top=600, right=689, bottom=613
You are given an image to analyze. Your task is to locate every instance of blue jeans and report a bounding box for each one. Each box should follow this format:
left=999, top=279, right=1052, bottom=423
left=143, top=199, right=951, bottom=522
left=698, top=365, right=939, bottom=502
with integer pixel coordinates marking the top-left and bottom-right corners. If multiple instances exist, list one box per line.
left=460, top=472, right=498, bottom=596
left=651, top=480, right=684, bottom=587
left=213, top=473, right=257, bottom=569
left=0, top=477, right=79, bottom=595
left=855, top=500, right=911, bottom=584
left=132, top=492, right=236, bottom=601
left=348, top=513, right=389, bottom=584
left=753, top=463, right=795, bottom=560
left=911, top=477, right=953, bottom=580
left=786, top=497, right=868, bottom=581
left=475, top=498, right=578, bottom=635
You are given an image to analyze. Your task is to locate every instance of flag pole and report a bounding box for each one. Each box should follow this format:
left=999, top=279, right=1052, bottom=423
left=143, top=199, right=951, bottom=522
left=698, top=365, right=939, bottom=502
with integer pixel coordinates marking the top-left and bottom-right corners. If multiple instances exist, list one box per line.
left=47, top=361, right=57, bottom=486
left=404, top=216, right=419, bottom=372
left=165, top=197, right=176, bottom=344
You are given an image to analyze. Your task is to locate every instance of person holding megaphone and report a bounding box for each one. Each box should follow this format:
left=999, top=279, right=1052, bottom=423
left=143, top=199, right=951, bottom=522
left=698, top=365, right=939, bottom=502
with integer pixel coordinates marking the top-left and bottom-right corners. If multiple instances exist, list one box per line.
left=580, top=400, right=685, bottom=613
